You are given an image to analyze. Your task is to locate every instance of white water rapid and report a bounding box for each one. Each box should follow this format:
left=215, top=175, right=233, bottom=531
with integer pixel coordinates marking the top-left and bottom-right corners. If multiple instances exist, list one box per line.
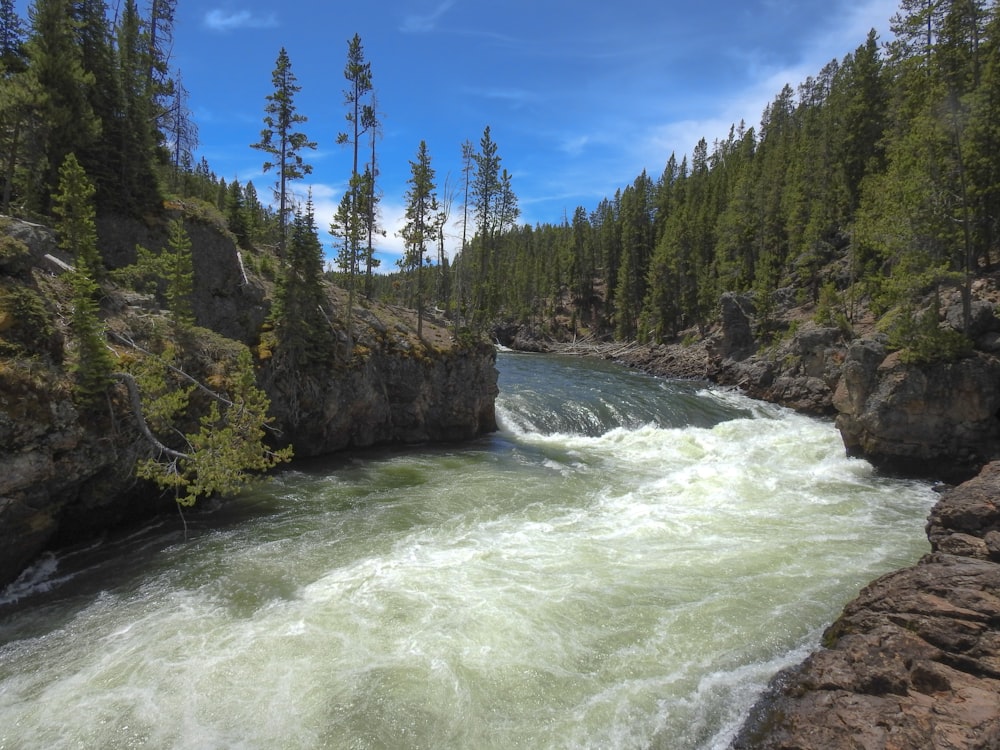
left=0, top=352, right=937, bottom=749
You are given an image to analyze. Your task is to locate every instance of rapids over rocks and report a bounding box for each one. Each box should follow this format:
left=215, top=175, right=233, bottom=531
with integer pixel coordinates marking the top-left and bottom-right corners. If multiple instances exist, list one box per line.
left=0, top=352, right=937, bottom=749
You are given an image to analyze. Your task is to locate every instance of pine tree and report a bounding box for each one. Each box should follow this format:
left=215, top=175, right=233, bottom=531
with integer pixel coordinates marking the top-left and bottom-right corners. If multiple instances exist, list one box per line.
left=135, top=347, right=293, bottom=506
left=399, top=140, right=439, bottom=338
left=163, top=217, right=194, bottom=329
left=145, top=0, right=177, bottom=120
left=471, top=126, right=501, bottom=324
left=0, top=0, right=24, bottom=72
left=0, top=3, right=35, bottom=213
left=23, top=0, right=100, bottom=214
left=275, top=196, right=331, bottom=369
left=224, top=179, right=250, bottom=247
left=614, top=171, right=654, bottom=339
left=52, top=153, right=113, bottom=403
left=336, top=34, right=374, bottom=340
left=110, top=0, right=160, bottom=214
left=163, top=71, right=198, bottom=190
left=251, top=47, right=315, bottom=255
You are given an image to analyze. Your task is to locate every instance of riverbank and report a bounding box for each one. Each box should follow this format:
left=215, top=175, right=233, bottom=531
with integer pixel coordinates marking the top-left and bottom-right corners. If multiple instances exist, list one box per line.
left=535, top=332, right=1000, bottom=747
left=733, top=462, right=1000, bottom=749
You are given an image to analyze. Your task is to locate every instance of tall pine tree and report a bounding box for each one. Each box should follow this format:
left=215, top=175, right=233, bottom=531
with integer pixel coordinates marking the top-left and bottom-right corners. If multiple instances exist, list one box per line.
left=251, top=47, right=315, bottom=256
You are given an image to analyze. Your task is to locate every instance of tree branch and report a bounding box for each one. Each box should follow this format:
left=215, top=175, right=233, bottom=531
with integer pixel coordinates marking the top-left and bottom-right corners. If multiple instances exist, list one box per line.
left=109, top=330, right=236, bottom=409
left=111, top=372, right=190, bottom=461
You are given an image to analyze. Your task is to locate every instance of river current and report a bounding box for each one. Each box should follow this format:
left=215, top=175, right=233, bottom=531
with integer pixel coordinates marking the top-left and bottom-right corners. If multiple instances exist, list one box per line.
left=0, top=352, right=937, bottom=749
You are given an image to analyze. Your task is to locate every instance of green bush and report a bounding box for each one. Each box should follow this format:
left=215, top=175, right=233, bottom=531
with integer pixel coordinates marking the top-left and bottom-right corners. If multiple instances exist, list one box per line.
left=882, top=304, right=972, bottom=364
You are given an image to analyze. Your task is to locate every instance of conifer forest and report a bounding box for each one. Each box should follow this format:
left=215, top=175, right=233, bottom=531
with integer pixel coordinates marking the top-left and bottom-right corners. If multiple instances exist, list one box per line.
left=2, top=0, right=1000, bottom=362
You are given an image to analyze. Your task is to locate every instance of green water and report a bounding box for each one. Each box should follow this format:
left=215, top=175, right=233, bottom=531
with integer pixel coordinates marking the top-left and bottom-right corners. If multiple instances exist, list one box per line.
left=0, top=352, right=936, bottom=749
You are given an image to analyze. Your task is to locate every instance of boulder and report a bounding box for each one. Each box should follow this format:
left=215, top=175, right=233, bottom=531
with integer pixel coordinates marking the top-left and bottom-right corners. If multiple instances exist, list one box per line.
left=733, top=462, right=1000, bottom=749
left=946, top=299, right=1000, bottom=339
left=717, top=292, right=756, bottom=361
left=834, top=348, right=1000, bottom=483
left=714, top=322, right=846, bottom=415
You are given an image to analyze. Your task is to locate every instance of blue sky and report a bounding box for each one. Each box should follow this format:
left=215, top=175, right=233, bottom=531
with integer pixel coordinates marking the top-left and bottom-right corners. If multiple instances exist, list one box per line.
left=22, top=0, right=902, bottom=267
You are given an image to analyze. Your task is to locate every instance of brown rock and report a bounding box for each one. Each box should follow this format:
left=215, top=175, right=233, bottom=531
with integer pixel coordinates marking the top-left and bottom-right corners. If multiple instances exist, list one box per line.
left=835, top=350, right=1000, bottom=482
left=734, top=559, right=1000, bottom=749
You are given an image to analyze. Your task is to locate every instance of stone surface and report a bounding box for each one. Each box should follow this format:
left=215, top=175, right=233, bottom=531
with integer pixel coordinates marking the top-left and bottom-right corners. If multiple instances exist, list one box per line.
left=834, top=349, right=1000, bottom=482
left=262, top=335, right=498, bottom=457
left=732, top=462, right=1000, bottom=750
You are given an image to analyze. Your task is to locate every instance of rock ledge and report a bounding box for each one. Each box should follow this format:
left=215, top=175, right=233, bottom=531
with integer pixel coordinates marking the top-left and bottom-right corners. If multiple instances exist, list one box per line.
left=732, top=462, right=1000, bottom=749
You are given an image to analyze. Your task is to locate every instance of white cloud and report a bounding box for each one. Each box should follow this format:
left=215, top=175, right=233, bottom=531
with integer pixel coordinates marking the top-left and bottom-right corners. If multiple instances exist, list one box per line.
left=400, top=1, right=455, bottom=34
left=634, top=0, right=899, bottom=167
left=203, top=9, right=278, bottom=32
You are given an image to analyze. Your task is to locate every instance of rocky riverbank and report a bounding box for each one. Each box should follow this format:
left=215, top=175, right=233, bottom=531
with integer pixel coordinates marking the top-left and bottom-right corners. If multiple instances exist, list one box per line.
left=499, top=287, right=1000, bottom=748
left=732, top=463, right=1000, bottom=749
left=0, top=215, right=498, bottom=589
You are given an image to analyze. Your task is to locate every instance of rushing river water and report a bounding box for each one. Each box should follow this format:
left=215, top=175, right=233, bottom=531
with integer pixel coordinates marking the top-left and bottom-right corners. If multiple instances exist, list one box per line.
left=0, top=352, right=937, bottom=749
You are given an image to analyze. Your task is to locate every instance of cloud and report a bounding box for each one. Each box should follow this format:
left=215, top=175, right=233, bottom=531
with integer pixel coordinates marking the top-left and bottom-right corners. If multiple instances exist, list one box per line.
left=400, top=1, right=456, bottom=34
left=294, top=184, right=411, bottom=270
left=632, top=0, right=900, bottom=168
left=203, top=9, right=278, bottom=32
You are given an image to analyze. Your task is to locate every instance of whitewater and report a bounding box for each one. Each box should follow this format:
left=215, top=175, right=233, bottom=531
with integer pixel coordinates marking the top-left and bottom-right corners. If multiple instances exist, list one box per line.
left=0, top=351, right=937, bottom=749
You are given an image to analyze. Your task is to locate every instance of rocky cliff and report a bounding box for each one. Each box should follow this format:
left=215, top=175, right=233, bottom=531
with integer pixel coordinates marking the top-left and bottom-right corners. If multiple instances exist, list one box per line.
left=732, top=462, right=1000, bottom=749
left=0, top=215, right=498, bottom=589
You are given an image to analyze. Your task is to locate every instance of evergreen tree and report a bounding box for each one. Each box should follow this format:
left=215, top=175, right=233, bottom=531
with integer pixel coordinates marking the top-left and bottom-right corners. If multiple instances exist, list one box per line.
left=470, top=126, right=501, bottom=324
left=110, top=0, right=160, bottom=214
left=23, top=0, right=100, bottom=214
left=361, top=92, right=382, bottom=297
left=614, top=171, right=654, bottom=338
left=224, top=179, right=250, bottom=247
left=135, top=347, right=293, bottom=507
left=569, top=205, right=595, bottom=327
left=0, top=4, right=36, bottom=213
left=162, top=71, right=197, bottom=190
left=163, top=217, right=194, bottom=329
left=336, top=34, right=374, bottom=339
left=251, top=47, right=315, bottom=255
left=0, top=0, right=24, bottom=71
left=52, top=153, right=113, bottom=402
left=145, top=0, right=177, bottom=121
left=399, top=140, right=439, bottom=338
left=275, top=196, right=331, bottom=369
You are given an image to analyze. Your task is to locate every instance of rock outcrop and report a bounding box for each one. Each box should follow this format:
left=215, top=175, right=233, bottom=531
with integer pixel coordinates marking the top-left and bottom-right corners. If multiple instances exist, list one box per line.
left=834, top=345, right=1000, bottom=483
left=732, top=462, right=1000, bottom=749
left=262, top=329, right=498, bottom=458
left=0, top=367, right=164, bottom=589
left=0, top=216, right=499, bottom=589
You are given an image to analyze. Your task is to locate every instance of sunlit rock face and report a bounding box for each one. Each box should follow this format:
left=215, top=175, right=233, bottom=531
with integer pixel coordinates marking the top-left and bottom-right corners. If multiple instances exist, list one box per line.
left=733, top=462, right=1000, bottom=750
left=834, top=344, right=1000, bottom=483
left=260, top=336, right=498, bottom=458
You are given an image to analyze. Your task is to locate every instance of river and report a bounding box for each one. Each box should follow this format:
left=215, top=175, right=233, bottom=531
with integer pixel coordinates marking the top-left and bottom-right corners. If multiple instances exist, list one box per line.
left=0, top=351, right=937, bottom=749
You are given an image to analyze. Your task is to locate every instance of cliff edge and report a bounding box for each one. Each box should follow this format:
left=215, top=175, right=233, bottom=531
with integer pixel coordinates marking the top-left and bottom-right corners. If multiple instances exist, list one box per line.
left=732, top=462, right=1000, bottom=749
left=0, top=215, right=498, bottom=589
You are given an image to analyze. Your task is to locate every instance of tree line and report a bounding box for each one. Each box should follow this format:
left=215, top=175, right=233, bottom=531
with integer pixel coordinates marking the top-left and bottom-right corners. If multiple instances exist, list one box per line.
left=407, top=0, right=1000, bottom=362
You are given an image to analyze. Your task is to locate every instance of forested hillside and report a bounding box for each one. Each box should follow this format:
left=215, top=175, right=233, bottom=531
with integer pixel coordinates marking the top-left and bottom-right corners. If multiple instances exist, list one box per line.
left=423, top=1, right=1000, bottom=364
left=0, top=1, right=499, bottom=572
left=4, top=0, right=1000, bottom=367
